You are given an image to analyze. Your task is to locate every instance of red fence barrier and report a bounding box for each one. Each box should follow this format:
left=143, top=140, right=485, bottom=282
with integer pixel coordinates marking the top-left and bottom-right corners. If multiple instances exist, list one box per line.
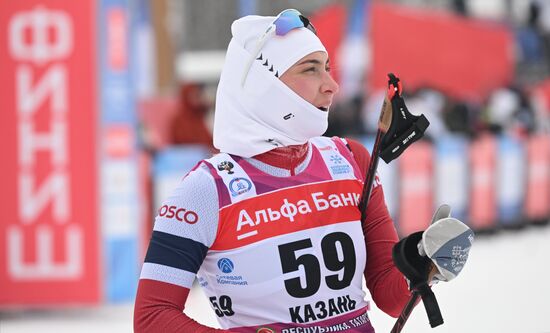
left=469, top=135, right=498, bottom=230
left=398, top=141, right=434, bottom=236
left=525, top=134, right=550, bottom=221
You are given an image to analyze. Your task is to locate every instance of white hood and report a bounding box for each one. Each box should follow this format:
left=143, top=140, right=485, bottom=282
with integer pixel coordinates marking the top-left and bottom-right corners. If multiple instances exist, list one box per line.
left=213, top=14, right=329, bottom=158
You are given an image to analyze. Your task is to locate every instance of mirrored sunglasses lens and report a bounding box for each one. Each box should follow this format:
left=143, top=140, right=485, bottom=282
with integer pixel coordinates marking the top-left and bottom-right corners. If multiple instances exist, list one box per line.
left=274, top=14, right=303, bottom=35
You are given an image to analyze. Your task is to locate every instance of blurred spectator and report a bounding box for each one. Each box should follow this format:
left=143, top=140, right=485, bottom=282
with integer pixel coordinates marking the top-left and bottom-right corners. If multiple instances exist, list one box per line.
left=530, top=79, right=550, bottom=133
left=483, top=85, right=536, bottom=138
left=484, top=87, right=519, bottom=133
left=515, top=0, right=549, bottom=84
left=512, top=85, right=537, bottom=136
left=521, top=2, right=543, bottom=61
left=325, top=93, right=366, bottom=137
left=407, top=87, right=449, bottom=139
left=536, top=0, right=550, bottom=71
left=169, top=82, right=213, bottom=146
left=452, top=0, right=468, bottom=16
left=362, top=89, right=386, bottom=135
left=442, top=99, right=480, bottom=137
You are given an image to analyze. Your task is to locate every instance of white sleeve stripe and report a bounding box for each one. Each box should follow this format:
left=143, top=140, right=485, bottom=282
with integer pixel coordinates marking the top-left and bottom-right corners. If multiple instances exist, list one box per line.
left=140, top=262, right=196, bottom=288
left=153, top=220, right=209, bottom=248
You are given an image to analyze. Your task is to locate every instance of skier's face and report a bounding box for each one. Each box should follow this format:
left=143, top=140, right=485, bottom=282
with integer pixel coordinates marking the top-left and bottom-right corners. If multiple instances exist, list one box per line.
left=279, top=51, right=339, bottom=112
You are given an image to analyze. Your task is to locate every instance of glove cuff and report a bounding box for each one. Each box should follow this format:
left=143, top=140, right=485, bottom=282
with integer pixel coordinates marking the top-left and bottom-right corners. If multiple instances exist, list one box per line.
left=392, top=231, right=433, bottom=290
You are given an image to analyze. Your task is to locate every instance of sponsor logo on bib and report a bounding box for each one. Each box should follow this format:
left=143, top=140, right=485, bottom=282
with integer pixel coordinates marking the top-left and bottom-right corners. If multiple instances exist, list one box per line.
left=158, top=205, right=199, bottom=224
left=217, top=258, right=234, bottom=273
left=329, top=155, right=351, bottom=175
left=229, top=177, right=252, bottom=196
left=217, top=161, right=235, bottom=174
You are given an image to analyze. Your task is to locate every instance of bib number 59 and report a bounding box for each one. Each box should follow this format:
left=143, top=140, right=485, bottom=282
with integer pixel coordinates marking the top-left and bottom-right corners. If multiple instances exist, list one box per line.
left=278, top=232, right=356, bottom=298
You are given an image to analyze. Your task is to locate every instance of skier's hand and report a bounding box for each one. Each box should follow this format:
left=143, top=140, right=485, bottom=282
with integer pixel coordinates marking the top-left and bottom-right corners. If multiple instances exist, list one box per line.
left=393, top=205, right=474, bottom=291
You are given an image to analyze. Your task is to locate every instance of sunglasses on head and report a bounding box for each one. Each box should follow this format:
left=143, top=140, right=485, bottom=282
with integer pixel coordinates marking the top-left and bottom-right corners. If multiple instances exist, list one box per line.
left=241, top=9, right=317, bottom=87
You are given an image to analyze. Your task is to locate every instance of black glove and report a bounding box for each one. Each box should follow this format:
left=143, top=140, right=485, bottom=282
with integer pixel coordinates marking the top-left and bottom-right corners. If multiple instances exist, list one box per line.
left=393, top=230, right=433, bottom=291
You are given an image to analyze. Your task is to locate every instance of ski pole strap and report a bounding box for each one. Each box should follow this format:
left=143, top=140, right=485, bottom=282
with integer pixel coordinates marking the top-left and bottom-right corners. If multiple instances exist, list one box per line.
left=378, top=74, right=430, bottom=164
left=417, top=284, right=444, bottom=328
left=380, top=113, right=429, bottom=163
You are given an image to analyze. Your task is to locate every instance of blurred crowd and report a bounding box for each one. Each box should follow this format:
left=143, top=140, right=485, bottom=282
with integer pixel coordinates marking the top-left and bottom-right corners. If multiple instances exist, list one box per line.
left=318, top=0, right=550, bottom=143
left=327, top=82, right=548, bottom=142
left=139, top=0, right=550, bottom=152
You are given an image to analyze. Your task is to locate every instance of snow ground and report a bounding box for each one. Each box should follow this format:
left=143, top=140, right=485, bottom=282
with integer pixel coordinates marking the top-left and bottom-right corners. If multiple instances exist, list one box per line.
left=1, top=223, right=549, bottom=333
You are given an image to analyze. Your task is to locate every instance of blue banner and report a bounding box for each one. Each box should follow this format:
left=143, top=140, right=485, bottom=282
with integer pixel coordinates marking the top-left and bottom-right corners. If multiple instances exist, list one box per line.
left=98, top=0, right=140, bottom=302
left=153, top=146, right=210, bottom=208
left=435, top=135, right=469, bottom=223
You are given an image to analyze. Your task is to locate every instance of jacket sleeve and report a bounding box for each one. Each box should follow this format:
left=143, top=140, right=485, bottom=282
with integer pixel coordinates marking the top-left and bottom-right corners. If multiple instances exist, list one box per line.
left=345, top=138, right=412, bottom=318
left=134, top=163, right=233, bottom=332
left=135, top=279, right=233, bottom=332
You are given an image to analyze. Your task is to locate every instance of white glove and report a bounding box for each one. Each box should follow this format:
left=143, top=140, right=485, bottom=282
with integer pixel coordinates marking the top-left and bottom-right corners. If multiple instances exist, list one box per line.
left=418, top=204, right=475, bottom=282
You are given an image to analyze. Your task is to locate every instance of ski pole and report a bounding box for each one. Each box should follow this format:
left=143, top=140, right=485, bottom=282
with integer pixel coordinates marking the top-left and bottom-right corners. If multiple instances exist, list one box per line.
left=357, top=73, right=430, bottom=333
left=358, top=74, right=398, bottom=218
left=390, top=291, right=420, bottom=333
left=358, top=73, right=429, bottom=220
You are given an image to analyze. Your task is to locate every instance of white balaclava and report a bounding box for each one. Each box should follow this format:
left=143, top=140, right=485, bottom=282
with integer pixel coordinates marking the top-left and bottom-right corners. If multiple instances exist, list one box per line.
left=213, top=14, right=328, bottom=158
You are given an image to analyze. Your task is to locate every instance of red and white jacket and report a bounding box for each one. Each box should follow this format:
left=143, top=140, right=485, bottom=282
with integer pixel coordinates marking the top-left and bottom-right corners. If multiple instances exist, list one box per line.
left=134, top=137, right=411, bottom=332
